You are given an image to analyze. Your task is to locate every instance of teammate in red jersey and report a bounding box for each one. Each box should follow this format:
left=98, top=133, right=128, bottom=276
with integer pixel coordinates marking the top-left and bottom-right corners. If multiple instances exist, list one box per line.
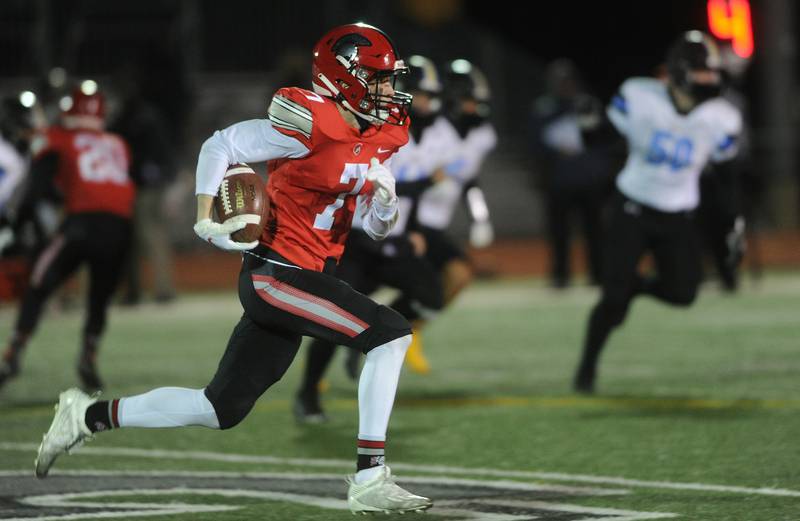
left=0, top=81, right=134, bottom=392
left=34, top=24, right=433, bottom=514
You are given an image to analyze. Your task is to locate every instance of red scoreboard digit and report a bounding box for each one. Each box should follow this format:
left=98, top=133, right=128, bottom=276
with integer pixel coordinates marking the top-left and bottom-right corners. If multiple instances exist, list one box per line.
left=707, top=0, right=754, bottom=58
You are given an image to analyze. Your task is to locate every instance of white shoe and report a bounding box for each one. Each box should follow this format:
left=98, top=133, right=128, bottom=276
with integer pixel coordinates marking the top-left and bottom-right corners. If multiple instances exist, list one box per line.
left=347, top=465, right=433, bottom=514
left=35, top=388, right=97, bottom=478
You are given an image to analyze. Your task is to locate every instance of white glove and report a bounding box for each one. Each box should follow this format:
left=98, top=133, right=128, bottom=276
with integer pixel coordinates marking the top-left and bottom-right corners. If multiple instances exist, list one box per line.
left=725, top=215, right=746, bottom=267
left=470, top=220, right=494, bottom=248
left=0, top=226, right=14, bottom=257
left=366, top=157, right=396, bottom=207
left=193, top=216, right=258, bottom=251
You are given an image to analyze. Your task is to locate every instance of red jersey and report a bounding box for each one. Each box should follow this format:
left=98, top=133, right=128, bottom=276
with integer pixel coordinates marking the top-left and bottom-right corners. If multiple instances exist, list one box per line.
left=31, top=126, right=135, bottom=218
left=264, top=87, right=409, bottom=271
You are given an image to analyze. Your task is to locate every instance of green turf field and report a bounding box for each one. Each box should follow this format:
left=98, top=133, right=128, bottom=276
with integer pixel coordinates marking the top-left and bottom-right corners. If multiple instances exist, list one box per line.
left=1, top=273, right=798, bottom=520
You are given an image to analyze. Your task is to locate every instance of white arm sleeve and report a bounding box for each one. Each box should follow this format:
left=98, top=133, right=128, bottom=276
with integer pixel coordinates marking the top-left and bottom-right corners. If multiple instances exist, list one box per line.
left=195, top=119, right=310, bottom=196
left=361, top=197, right=399, bottom=240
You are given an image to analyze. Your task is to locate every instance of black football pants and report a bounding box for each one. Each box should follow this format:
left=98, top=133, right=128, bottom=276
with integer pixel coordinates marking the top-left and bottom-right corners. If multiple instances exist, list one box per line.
left=297, top=233, right=444, bottom=397
left=579, top=191, right=702, bottom=374
left=204, top=246, right=411, bottom=429
left=14, top=213, right=131, bottom=343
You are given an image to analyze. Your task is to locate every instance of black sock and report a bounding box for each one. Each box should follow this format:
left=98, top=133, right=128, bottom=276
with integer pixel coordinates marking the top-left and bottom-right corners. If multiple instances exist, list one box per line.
left=84, top=399, right=120, bottom=433
left=357, top=439, right=385, bottom=472
left=5, top=332, right=29, bottom=360
left=80, top=333, right=99, bottom=362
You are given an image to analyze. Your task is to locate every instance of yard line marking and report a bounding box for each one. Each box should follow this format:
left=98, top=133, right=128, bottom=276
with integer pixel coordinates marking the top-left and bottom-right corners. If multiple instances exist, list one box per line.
left=1, top=442, right=798, bottom=498
left=5, top=392, right=798, bottom=421
left=0, top=471, right=678, bottom=521
left=0, top=469, right=626, bottom=496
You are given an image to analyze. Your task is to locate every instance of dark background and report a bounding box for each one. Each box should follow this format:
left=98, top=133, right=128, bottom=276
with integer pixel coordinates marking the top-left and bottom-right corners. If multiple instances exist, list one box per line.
left=0, top=0, right=796, bottom=230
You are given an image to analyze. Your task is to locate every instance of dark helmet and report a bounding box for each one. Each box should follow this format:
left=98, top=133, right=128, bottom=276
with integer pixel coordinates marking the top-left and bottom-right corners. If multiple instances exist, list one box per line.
left=397, top=55, right=443, bottom=95
left=666, top=31, right=723, bottom=102
left=397, top=55, right=443, bottom=120
left=444, top=59, right=491, bottom=116
left=312, top=22, right=412, bottom=126
left=1, top=91, right=40, bottom=151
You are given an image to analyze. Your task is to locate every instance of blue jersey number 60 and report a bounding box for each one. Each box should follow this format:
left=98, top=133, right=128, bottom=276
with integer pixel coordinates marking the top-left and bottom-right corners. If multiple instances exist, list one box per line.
left=645, top=130, right=693, bottom=172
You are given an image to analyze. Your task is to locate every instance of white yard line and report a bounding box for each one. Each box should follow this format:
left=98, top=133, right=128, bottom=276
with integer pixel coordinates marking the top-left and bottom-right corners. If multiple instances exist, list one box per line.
left=1, top=442, right=798, bottom=498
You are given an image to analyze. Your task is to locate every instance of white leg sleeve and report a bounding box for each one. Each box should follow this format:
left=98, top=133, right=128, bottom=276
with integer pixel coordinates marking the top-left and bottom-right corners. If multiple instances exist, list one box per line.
left=118, top=387, right=220, bottom=429
left=357, top=334, right=411, bottom=440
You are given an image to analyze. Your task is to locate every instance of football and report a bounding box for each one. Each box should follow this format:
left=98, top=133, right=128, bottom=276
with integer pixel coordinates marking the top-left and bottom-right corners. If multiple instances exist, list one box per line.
left=213, top=164, right=269, bottom=243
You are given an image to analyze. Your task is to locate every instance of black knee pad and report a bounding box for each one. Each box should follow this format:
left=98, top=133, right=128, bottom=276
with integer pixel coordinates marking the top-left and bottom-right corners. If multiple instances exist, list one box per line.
left=670, top=287, right=698, bottom=307
left=204, top=385, right=257, bottom=430
left=598, top=296, right=631, bottom=328
left=360, top=305, right=411, bottom=354
left=414, top=283, right=445, bottom=312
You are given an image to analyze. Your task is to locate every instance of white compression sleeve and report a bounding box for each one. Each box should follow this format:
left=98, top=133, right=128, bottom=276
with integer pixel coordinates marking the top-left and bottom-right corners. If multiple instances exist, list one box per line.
left=361, top=198, right=399, bottom=240
left=357, top=334, right=411, bottom=440
left=118, top=387, right=220, bottom=429
left=194, top=119, right=309, bottom=196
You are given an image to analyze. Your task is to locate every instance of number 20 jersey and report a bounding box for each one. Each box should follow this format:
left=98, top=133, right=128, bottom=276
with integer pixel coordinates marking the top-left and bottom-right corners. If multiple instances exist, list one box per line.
left=31, top=126, right=135, bottom=218
left=607, top=77, right=742, bottom=212
left=263, top=87, right=409, bottom=272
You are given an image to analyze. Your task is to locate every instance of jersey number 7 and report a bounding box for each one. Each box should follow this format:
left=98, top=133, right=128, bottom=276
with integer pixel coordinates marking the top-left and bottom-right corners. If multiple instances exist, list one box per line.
left=313, top=163, right=368, bottom=231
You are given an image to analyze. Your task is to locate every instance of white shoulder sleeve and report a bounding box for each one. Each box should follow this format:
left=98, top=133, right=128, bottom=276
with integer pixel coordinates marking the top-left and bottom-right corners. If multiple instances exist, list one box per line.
left=607, top=77, right=660, bottom=137
left=607, top=79, right=637, bottom=136
left=195, top=119, right=310, bottom=196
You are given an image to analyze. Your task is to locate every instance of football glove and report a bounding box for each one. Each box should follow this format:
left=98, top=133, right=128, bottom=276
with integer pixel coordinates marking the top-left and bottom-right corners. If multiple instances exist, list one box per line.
left=469, top=220, right=494, bottom=249
left=725, top=215, right=746, bottom=267
left=366, top=157, right=396, bottom=207
left=0, top=226, right=14, bottom=257
left=193, top=216, right=258, bottom=251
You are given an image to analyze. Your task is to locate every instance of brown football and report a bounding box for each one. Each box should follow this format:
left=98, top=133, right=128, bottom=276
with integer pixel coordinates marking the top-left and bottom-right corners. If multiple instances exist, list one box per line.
left=213, top=164, right=269, bottom=243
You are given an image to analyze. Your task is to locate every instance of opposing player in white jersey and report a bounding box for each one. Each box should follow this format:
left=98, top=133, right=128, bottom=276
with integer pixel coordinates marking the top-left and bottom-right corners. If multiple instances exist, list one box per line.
left=403, top=59, right=497, bottom=367
left=574, top=31, right=742, bottom=393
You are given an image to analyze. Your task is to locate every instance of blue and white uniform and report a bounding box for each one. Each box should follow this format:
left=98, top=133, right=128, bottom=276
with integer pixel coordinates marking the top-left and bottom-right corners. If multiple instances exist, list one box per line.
left=416, top=119, right=497, bottom=230
left=608, top=77, right=742, bottom=212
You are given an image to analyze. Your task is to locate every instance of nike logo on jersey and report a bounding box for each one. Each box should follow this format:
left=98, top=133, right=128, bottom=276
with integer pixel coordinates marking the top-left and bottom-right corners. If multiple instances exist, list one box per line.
left=377, top=147, right=392, bottom=154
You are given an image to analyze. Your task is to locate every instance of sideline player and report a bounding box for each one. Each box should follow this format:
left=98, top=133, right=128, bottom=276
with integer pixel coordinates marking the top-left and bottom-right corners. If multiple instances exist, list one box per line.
left=34, top=23, right=432, bottom=514
left=0, top=82, right=135, bottom=392
left=573, top=32, right=742, bottom=393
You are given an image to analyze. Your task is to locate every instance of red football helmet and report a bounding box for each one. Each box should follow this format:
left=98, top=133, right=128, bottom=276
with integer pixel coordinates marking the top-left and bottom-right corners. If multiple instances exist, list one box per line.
left=312, top=23, right=411, bottom=126
left=61, top=80, right=105, bottom=127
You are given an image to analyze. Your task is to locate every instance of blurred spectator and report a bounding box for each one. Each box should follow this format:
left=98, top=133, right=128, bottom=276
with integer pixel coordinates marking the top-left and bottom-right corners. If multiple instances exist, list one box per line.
left=529, top=59, right=617, bottom=288
left=110, top=64, right=177, bottom=304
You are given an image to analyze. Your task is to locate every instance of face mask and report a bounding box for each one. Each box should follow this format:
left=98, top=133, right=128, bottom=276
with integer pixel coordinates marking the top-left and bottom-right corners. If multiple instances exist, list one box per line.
left=688, top=82, right=721, bottom=103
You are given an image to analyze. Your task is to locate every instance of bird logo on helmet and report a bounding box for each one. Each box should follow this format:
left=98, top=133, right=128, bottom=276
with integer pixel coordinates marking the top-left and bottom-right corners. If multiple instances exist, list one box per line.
left=312, top=23, right=412, bottom=126
left=666, top=31, right=723, bottom=103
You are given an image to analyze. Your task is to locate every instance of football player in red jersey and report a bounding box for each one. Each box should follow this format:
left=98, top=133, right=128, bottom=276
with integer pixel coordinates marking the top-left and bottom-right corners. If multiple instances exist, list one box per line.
left=0, top=81, right=135, bottom=392
left=35, top=24, right=433, bottom=514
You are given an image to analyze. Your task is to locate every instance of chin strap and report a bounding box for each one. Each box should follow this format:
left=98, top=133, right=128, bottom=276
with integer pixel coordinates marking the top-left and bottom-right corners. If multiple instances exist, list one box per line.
left=315, top=73, right=379, bottom=124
